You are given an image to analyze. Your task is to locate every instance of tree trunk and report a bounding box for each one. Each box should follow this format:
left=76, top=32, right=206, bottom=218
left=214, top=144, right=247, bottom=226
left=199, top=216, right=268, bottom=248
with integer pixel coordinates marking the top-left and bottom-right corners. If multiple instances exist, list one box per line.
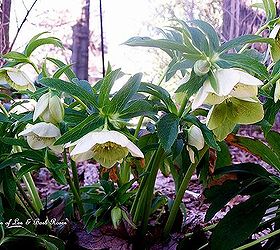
left=0, top=0, right=11, bottom=66
left=71, top=0, right=90, bottom=80
left=222, top=0, right=265, bottom=42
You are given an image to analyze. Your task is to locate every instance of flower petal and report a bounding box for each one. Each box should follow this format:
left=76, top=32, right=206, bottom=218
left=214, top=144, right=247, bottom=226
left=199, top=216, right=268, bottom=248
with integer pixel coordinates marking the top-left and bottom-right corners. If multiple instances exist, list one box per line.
left=238, top=71, right=263, bottom=86
left=33, top=93, right=49, bottom=121
left=27, top=134, right=55, bottom=150
left=30, top=122, right=61, bottom=137
left=126, top=141, right=144, bottom=158
left=216, top=69, right=240, bottom=96
left=230, top=84, right=258, bottom=99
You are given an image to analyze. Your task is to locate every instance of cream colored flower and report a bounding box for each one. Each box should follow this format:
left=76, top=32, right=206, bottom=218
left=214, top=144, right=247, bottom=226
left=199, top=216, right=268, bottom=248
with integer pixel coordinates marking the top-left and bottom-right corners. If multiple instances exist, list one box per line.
left=67, top=130, right=144, bottom=168
left=192, top=68, right=263, bottom=110
left=33, top=92, right=64, bottom=123
left=269, top=24, right=280, bottom=62
left=186, top=125, right=205, bottom=163
left=19, top=122, right=62, bottom=152
left=274, top=80, right=280, bottom=103
left=0, top=67, right=36, bottom=92
left=9, top=99, right=36, bottom=114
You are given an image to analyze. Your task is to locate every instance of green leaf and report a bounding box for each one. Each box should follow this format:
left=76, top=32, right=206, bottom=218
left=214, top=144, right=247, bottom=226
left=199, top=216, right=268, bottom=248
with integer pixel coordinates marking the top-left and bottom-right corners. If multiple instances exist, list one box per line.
left=46, top=57, right=76, bottom=80
left=192, top=19, right=220, bottom=52
left=39, top=78, right=99, bottom=109
left=210, top=188, right=273, bottom=250
left=2, top=52, right=29, bottom=63
left=98, top=69, right=122, bottom=109
left=55, top=113, right=104, bottom=145
left=175, top=70, right=208, bottom=98
left=184, top=114, right=220, bottom=150
left=218, top=35, right=274, bottom=53
left=24, top=37, right=63, bottom=57
left=53, top=64, right=74, bottom=79
left=157, top=113, right=180, bottom=151
left=124, top=36, right=194, bottom=54
left=165, top=59, right=194, bottom=81
left=265, top=130, right=280, bottom=156
left=108, top=73, right=142, bottom=114
left=207, top=98, right=264, bottom=141
left=262, top=0, right=277, bottom=20
left=0, top=137, right=29, bottom=148
left=217, top=53, right=269, bottom=79
left=119, top=99, right=155, bottom=119
left=227, top=134, right=280, bottom=170
left=138, top=82, right=177, bottom=113
left=3, top=168, right=16, bottom=208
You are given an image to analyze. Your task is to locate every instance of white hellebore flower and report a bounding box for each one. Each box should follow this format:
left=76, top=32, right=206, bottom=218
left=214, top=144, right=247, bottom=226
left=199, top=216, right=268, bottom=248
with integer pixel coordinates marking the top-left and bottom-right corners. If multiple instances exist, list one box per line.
left=33, top=92, right=64, bottom=123
left=0, top=67, right=36, bottom=92
left=192, top=68, right=263, bottom=110
left=186, top=125, right=205, bottom=163
left=67, top=130, right=144, bottom=168
left=274, top=80, right=280, bottom=103
left=19, top=122, right=62, bottom=153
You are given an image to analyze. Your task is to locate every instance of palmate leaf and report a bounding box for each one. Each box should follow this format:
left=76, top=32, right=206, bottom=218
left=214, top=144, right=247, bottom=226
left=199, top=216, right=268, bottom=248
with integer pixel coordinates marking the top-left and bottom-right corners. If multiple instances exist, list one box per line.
left=207, top=98, right=264, bottom=141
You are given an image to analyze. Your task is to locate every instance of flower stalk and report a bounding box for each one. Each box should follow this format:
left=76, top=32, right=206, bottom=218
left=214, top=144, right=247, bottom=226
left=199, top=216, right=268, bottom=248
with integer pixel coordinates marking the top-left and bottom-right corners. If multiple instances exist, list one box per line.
left=163, top=146, right=209, bottom=238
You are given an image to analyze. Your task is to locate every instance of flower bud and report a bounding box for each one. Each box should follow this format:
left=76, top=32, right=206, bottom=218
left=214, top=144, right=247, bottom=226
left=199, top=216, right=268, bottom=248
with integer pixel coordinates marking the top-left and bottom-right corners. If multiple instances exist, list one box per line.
left=33, top=92, right=64, bottom=124
left=186, top=125, right=205, bottom=163
left=0, top=67, right=36, bottom=92
left=269, top=24, right=280, bottom=62
left=111, top=206, right=122, bottom=229
left=194, top=60, right=210, bottom=76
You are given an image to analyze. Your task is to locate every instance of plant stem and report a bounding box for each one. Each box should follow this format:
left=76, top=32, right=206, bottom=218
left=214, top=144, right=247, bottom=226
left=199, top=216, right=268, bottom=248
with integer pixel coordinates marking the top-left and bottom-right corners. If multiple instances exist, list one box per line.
left=139, top=147, right=164, bottom=237
left=119, top=160, right=130, bottom=186
left=131, top=150, right=157, bottom=217
left=134, top=116, right=144, bottom=138
left=70, top=159, right=81, bottom=196
left=63, top=150, right=84, bottom=217
left=234, top=228, right=280, bottom=250
left=163, top=146, right=209, bottom=238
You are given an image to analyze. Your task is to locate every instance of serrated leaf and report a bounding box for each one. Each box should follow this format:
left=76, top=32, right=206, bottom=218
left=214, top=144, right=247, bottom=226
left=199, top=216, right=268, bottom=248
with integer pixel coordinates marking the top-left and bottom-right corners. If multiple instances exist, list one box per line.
left=175, top=70, right=208, bottom=98
left=108, top=73, right=142, bottom=114
left=25, top=37, right=63, bottom=57
left=157, top=113, right=180, bottom=151
left=54, top=113, right=104, bottom=145
left=217, top=53, right=269, bottom=79
left=218, top=35, right=274, bottom=53
left=39, top=78, right=98, bottom=109
left=138, top=82, right=177, bottom=113
left=119, top=99, right=155, bottom=119
left=46, top=57, right=76, bottom=80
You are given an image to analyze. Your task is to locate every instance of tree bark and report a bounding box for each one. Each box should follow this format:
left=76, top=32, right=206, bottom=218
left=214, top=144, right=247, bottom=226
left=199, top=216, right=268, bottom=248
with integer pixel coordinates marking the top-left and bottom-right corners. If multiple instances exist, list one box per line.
left=71, top=0, right=90, bottom=80
left=0, top=0, right=11, bottom=66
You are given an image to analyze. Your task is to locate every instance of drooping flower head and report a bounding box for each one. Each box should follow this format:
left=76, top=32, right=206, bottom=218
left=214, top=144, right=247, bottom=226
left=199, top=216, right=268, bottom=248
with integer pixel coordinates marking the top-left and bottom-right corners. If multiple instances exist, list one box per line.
left=33, top=92, right=64, bottom=124
left=192, top=68, right=263, bottom=110
left=0, top=67, right=36, bottom=92
left=186, top=125, right=205, bottom=163
left=191, top=68, right=264, bottom=141
left=19, top=122, right=62, bottom=153
left=67, top=130, right=144, bottom=168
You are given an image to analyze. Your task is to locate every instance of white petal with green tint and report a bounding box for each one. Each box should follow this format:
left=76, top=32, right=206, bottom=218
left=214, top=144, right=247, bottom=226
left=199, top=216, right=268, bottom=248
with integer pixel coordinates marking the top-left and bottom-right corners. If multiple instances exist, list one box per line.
left=274, top=81, right=280, bottom=103
left=207, top=98, right=264, bottom=141
left=33, top=93, right=49, bottom=121
left=68, top=130, right=144, bottom=167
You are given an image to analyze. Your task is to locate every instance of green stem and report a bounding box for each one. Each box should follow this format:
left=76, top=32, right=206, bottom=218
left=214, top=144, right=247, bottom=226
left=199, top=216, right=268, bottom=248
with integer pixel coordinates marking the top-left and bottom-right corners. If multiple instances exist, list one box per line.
left=119, top=160, right=130, bottom=186
left=139, top=147, right=164, bottom=237
left=178, top=95, right=190, bottom=118
left=234, top=228, right=280, bottom=250
left=14, top=145, right=43, bottom=213
left=70, top=159, right=81, bottom=196
left=29, top=61, right=40, bottom=75
left=238, top=22, right=269, bottom=54
left=134, top=116, right=144, bottom=138
left=163, top=146, right=209, bottom=238
left=0, top=103, right=9, bottom=116
left=131, top=150, right=157, bottom=217
left=63, top=150, right=84, bottom=217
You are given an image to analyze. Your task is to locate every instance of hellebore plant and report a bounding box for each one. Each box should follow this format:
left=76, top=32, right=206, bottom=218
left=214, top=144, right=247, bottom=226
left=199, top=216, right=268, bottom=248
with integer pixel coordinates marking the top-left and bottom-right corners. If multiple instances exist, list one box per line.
left=1, top=4, right=280, bottom=249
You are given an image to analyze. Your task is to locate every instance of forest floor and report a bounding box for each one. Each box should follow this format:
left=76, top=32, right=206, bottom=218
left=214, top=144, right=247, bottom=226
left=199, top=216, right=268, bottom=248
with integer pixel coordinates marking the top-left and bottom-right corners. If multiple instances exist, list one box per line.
left=34, top=123, right=279, bottom=250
